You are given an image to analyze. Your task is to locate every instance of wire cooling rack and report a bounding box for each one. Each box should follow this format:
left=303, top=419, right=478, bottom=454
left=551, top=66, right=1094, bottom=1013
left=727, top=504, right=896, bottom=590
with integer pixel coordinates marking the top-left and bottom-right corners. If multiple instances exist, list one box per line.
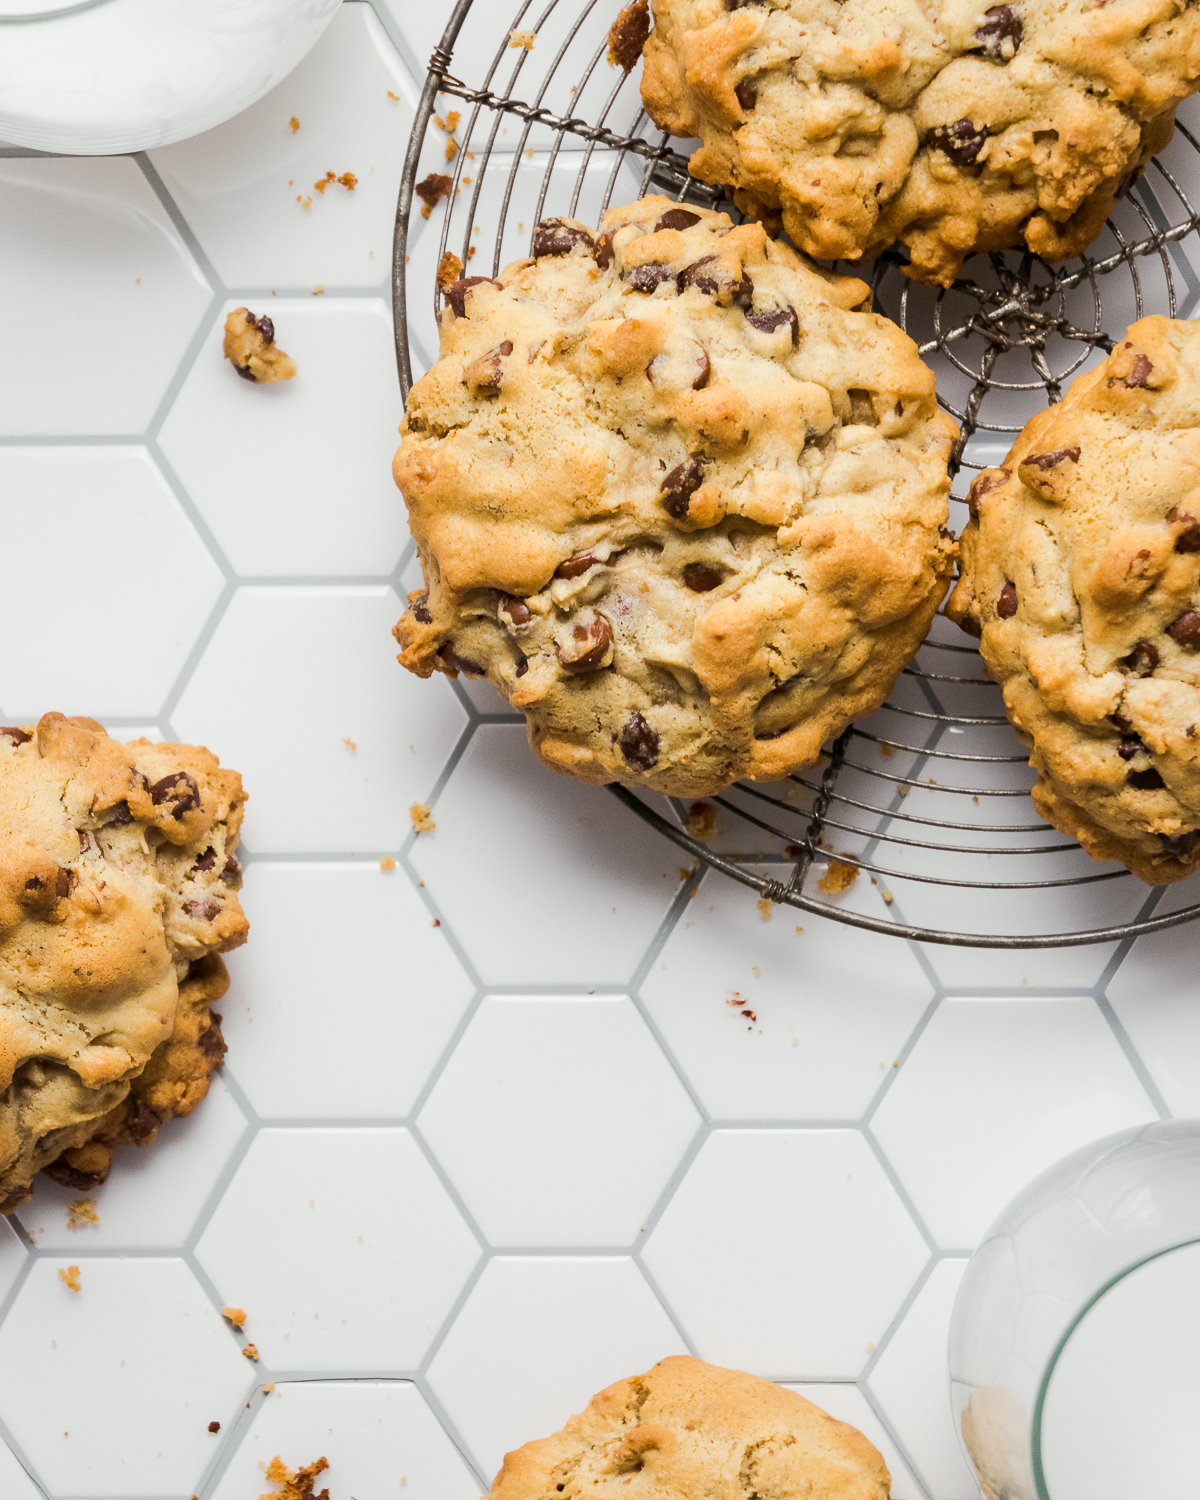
left=392, top=0, right=1200, bottom=947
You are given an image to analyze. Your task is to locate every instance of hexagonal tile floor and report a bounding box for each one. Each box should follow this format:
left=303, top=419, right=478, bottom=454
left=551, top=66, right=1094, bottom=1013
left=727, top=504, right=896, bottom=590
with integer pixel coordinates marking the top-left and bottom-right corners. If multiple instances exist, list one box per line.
left=0, top=5, right=1192, bottom=1499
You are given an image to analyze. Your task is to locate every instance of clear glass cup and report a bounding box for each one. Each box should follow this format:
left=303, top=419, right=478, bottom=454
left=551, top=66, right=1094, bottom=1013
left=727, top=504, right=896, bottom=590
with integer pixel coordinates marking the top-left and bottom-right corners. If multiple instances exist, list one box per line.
left=0, top=0, right=340, bottom=154
left=948, top=1120, right=1200, bottom=1500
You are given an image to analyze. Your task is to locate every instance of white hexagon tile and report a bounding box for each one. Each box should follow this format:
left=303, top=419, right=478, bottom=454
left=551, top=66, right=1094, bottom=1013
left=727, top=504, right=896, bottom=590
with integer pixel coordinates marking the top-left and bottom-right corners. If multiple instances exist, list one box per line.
left=0, top=4, right=1195, bottom=1500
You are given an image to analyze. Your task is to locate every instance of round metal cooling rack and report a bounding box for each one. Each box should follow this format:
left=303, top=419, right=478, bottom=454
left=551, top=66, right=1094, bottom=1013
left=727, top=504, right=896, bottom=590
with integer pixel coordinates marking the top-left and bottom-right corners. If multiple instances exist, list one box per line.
left=392, top=0, right=1200, bottom=947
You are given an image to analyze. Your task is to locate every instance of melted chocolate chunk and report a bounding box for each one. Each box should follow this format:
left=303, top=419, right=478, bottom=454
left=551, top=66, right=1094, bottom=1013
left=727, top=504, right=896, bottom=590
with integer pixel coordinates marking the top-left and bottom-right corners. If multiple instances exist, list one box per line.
left=193, top=848, right=216, bottom=872
left=1121, top=640, right=1160, bottom=676
left=198, top=1022, right=227, bottom=1062
left=660, top=458, right=708, bottom=519
left=0, top=726, right=31, bottom=746
left=557, top=613, right=613, bottom=674
left=593, top=231, right=616, bottom=270
left=1167, top=610, right=1200, bottom=649
left=735, top=77, right=757, bottom=111
left=437, top=642, right=487, bottom=677
left=974, top=5, right=1022, bottom=61
left=1109, top=712, right=1133, bottom=730
left=655, top=208, right=701, bottom=232
left=221, top=855, right=242, bottom=885
left=996, top=580, right=1018, bottom=618
left=499, top=595, right=533, bottom=628
left=1115, top=353, right=1153, bottom=388
left=233, top=363, right=258, bottom=383
left=1117, top=736, right=1144, bottom=760
left=746, top=304, right=799, bottom=345
left=555, top=552, right=603, bottom=580
left=412, top=592, right=433, bottom=624
left=1161, top=830, right=1199, bottom=858
left=1167, top=507, right=1200, bottom=553
left=442, top=276, right=502, bottom=317
left=681, top=562, right=724, bottom=592
left=42, top=1160, right=108, bottom=1191
left=183, top=896, right=222, bottom=921
left=470, top=340, right=514, bottom=392
left=927, top=119, right=988, bottom=166
left=108, top=800, right=133, bottom=826
left=1022, top=447, right=1081, bottom=470
left=514, top=652, right=529, bottom=677
left=149, top=771, right=200, bottom=820
left=618, top=711, right=659, bottom=770
left=625, top=263, right=675, bottom=294
left=1127, top=767, right=1166, bottom=790
left=128, top=1101, right=161, bottom=1142
left=968, top=468, right=1010, bottom=519
left=256, top=315, right=276, bottom=345
left=677, top=255, right=753, bottom=306
left=533, top=218, right=596, bottom=257
left=692, top=349, right=711, bottom=389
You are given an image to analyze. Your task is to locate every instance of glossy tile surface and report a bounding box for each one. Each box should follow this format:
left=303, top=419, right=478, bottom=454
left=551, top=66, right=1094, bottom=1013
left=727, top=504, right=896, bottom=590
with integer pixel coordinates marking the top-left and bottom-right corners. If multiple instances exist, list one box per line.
left=0, top=7, right=1193, bottom=1499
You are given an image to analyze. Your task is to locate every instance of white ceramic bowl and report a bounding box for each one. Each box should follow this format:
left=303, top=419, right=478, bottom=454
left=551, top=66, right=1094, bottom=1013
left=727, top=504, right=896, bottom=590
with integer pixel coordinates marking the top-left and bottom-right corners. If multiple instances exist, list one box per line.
left=0, top=0, right=341, bottom=154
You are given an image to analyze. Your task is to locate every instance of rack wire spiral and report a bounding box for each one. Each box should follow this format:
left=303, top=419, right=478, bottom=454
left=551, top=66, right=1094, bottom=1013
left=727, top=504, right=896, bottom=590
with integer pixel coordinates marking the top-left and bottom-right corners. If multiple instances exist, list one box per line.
left=392, top=0, right=1200, bottom=947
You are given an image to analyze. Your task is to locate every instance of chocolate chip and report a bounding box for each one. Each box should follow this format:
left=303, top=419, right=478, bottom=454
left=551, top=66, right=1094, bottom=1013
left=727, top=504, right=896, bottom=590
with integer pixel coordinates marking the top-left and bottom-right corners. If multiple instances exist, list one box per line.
left=927, top=119, right=988, bottom=166
left=442, top=276, right=502, bottom=317
left=997, top=580, right=1018, bottom=618
left=1022, top=447, right=1081, bottom=470
left=1161, top=830, right=1199, bottom=858
left=625, top=263, right=674, bottom=294
left=682, top=562, right=724, bottom=592
left=677, top=255, right=753, bottom=306
left=1117, top=736, right=1144, bottom=760
left=499, top=595, right=533, bottom=628
left=42, top=1160, right=108, bottom=1191
left=257, top=316, right=276, bottom=346
left=0, top=727, right=31, bottom=746
left=692, top=350, right=711, bottom=389
left=746, top=304, right=799, bottom=345
left=149, top=771, right=200, bottom=820
left=1167, top=507, right=1200, bottom=552
left=412, top=592, right=433, bottom=624
left=108, top=801, right=133, bottom=826
left=735, top=77, right=757, bottom=110
left=234, top=363, right=258, bottom=382
left=1127, top=767, right=1165, bottom=790
left=221, top=856, right=241, bottom=885
left=1121, top=640, right=1159, bottom=675
left=208, top=1422, right=221, bottom=1435
left=127, top=1101, right=160, bottom=1142
left=1109, top=712, right=1133, bottom=729
left=555, top=551, right=603, bottom=580
left=557, top=613, right=613, bottom=674
left=968, top=468, right=1010, bottom=519
left=533, top=218, right=596, bottom=256
left=514, top=652, right=529, bottom=677
left=607, top=0, right=650, bottom=71
left=1113, top=353, right=1153, bottom=388
left=1167, top=610, right=1200, bottom=648
left=618, top=711, right=659, bottom=770
left=198, top=1022, right=226, bottom=1062
left=974, top=5, right=1022, bottom=60
left=77, top=830, right=91, bottom=852
left=660, top=458, right=707, bottom=519
left=593, top=231, right=616, bottom=270
left=193, top=848, right=217, bottom=872
left=655, top=208, right=701, bottom=232
left=437, top=642, right=487, bottom=676
left=183, top=896, right=222, bottom=921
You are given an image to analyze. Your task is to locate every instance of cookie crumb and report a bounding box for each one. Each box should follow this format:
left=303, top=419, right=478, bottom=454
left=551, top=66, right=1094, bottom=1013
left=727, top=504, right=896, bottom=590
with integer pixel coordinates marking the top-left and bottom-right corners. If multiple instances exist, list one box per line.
left=880, top=742, right=897, bottom=757
left=897, top=784, right=911, bottom=797
left=795, top=925, right=804, bottom=933
left=410, top=803, right=436, bottom=834
left=415, top=171, right=453, bottom=219
left=509, top=27, right=536, bottom=48
left=882, top=888, right=894, bottom=904
left=437, top=250, right=464, bottom=289
left=223, top=308, right=297, bottom=384
left=58, top=1265, right=81, bottom=1292
left=387, top=90, right=400, bottom=101
left=263, top=1382, right=276, bottom=1393
left=243, top=1343, right=260, bottom=1361
left=289, top=115, right=300, bottom=132
left=445, top=139, right=458, bottom=163
left=685, top=800, right=716, bottom=841
left=678, top=867, right=690, bottom=881
left=312, top=285, right=325, bottom=296
left=607, top=0, right=650, bottom=71
left=379, top=857, right=396, bottom=871
left=66, top=1197, right=98, bottom=1231
left=342, top=737, right=356, bottom=750
left=222, top=1305, right=247, bottom=1328
left=208, top=1421, right=221, bottom=1433
left=756, top=896, right=773, bottom=921
left=260, top=1455, right=329, bottom=1500
left=818, top=859, right=859, bottom=895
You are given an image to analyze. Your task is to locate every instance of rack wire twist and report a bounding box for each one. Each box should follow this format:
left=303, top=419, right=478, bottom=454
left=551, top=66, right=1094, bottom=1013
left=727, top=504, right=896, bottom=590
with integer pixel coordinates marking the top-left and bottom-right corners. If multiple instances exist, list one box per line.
left=392, top=0, right=1200, bottom=947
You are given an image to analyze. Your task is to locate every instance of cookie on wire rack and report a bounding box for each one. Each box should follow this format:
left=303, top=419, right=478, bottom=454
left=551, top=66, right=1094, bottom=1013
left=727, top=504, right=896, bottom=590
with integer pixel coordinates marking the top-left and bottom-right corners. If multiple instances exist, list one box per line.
left=0, top=714, right=247, bottom=1210
left=487, top=1354, right=895, bottom=1499
left=394, top=195, right=957, bottom=798
left=948, top=315, right=1200, bottom=883
left=639, top=0, right=1199, bottom=286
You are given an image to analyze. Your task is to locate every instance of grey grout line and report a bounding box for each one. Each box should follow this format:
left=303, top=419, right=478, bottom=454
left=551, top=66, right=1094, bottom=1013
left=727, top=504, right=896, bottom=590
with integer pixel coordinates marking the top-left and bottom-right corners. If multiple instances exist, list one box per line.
left=134, top=152, right=225, bottom=292
left=856, top=1381, right=935, bottom=1500
left=861, top=990, right=944, bottom=1123
left=1095, top=990, right=1173, bottom=1119
left=860, top=1126, right=941, bottom=1259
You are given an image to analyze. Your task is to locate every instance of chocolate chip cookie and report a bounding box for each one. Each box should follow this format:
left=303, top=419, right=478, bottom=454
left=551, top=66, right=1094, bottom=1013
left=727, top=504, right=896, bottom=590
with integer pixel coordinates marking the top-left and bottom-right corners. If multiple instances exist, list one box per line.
left=487, top=1355, right=894, bottom=1499
left=394, top=196, right=957, bottom=797
left=640, top=0, right=1199, bottom=285
left=947, top=316, right=1200, bottom=883
left=0, top=714, right=248, bottom=1210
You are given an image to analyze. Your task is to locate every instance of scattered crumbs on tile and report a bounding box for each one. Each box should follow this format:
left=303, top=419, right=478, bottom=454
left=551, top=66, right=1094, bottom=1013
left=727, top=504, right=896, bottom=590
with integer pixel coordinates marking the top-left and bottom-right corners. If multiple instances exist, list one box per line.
left=243, top=1343, right=260, bottom=1361
left=289, top=115, right=300, bottom=132
left=222, top=1305, right=247, bottom=1328
left=757, top=896, right=773, bottom=921
left=261, top=1455, right=327, bottom=1498
left=678, top=867, right=690, bottom=882
left=509, top=27, right=536, bottom=47
left=445, top=139, right=458, bottom=163
left=795, top=925, right=804, bottom=933
left=379, top=856, right=396, bottom=871
left=818, top=859, right=859, bottom=896
left=312, top=285, right=324, bottom=295
left=431, top=918, right=441, bottom=928
left=973, top=794, right=980, bottom=803
left=880, top=742, right=897, bottom=757
left=296, top=196, right=313, bottom=210
left=526, top=147, right=534, bottom=159
left=66, top=1197, right=98, bottom=1231
left=893, top=1059, right=900, bottom=1067
left=387, top=90, right=400, bottom=101
left=928, top=776, right=938, bottom=784
left=58, top=1266, right=81, bottom=1292
left=577, top=814, right=588, bottom=826
left=410, top=802, right=436, bottom=834
left=882, top=888, right=894, bottom=904
left=208, top=1420, right=221, bottom=1434
left=342, top=736, right=357, bottom=750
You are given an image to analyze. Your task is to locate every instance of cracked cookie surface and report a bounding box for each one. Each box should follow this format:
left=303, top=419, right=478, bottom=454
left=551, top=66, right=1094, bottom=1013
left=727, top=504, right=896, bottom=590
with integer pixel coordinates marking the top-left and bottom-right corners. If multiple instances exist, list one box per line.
left=487, top=1355, right=893, bottom=1499
left=0, top=714, right=248, bottom=1209
left=394, top=195, right=956, bottom=797
left=640, top=0, right=1200, bottom=286
left=948, top=315, right=1200, bottom=882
